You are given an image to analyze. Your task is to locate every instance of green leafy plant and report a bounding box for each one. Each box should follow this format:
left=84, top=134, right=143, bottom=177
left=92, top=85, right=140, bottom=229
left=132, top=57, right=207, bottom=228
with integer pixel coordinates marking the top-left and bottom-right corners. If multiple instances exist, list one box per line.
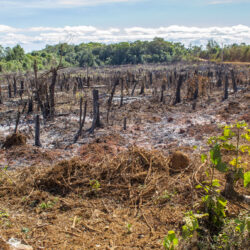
left=39, top=200, right=55, bottom=210
left=210, top=213, right=250, bottom=249
left=21, top=227, right=30, bottom=233
left=89, top=179, right=100, bottom=191
left=0, top=210, right=11, bottom=228
left=126, top=223, right=132, bottom=234
left=155, top=190, right=176, bottom=204
left=196, top=121, right=249, bottom=232
left=0, top=166, right=10, bottom=184
left=163, top=230, right=179, bottom=250
left=207, top=121, right=250, bottom=192
left=182, top=211, right=208, bottom=239
left=0, top=211, right=9, bottom=219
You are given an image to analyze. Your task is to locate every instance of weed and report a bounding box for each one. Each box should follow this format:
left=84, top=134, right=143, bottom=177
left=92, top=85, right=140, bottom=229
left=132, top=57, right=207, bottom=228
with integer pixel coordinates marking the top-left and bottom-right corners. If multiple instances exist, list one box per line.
left=166, top=121, right=250, bottom=248
left=89, top=179, right=100, bottom=191
left=39, top=200, right=55, bottom=210
left=182, top=211, right=208, bottom=239
left=196, top=121, right=249, bottom=232
left=0, top=210, right=11, bottom=228
left=21, top=227, right=30, bottom=233
left=163, top=230, right=179, bottom=250
left=126, top=223, right=132, bottom=234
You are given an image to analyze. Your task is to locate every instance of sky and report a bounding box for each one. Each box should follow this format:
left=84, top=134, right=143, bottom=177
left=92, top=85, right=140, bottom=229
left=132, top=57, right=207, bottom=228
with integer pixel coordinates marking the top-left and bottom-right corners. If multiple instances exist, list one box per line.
left=0, top=0, right=249, bottom=51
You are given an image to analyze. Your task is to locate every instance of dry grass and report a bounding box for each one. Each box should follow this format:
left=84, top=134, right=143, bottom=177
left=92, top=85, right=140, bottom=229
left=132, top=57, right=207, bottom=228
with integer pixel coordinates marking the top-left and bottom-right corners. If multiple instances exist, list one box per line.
left=0, top=146, right=207, bottom=249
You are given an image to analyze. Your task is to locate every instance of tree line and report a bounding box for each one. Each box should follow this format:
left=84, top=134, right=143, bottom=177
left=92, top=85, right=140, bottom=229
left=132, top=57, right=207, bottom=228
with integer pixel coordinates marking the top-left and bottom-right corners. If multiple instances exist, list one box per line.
left=0, top=38, right=249, bottom=72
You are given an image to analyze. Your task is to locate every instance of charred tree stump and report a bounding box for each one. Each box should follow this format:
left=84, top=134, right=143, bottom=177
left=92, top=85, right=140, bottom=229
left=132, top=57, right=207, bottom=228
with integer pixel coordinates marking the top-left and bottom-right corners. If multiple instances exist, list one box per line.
left=0, top=85, right=2, bottom=104
left=79, top=97, right=83, bottom=128
left=160, top=83, right=166, bottom=103
left=74, top=100, right=87, bottom=143
left=8, top=83, right=12, bottom=98
left=193, top=80, right=199, bottom=100
left=107, top=79, right=119, bottom=123
left=123, top=117, right=127, bottom=130
left=217, top=71, right=222, bottom=88
left=49, top=68, right=57, bottom=119
left=139, top=80, right=145, bottom=95
left=89, top=89, right=101, bottom=134
left=87, top=76, right=90, bottom=88
left=19, top=80, right=24, bottom=100
left=174, top=75, right=183, bottom=105
left=13, top=77, right=17, bottom=97
left=27, top=98, right=33, bottom=114
left=149, top=72, right=153, bottom=85
left=21, top=101, right=27, bottom=114
left=192, top=101, right=197, bottom=111
left=231, top=70, right=237, bottom=93
left=223, top=74, right=229, bottom=100
left=222, top=171, right=250, bottom=204
left=120, top=78, right=124, bottom=107
left=131, top=79, right=138, bottom=96
left=14, top=111, right=20, bottom=133
left=35, top=115, right=42, bottom=147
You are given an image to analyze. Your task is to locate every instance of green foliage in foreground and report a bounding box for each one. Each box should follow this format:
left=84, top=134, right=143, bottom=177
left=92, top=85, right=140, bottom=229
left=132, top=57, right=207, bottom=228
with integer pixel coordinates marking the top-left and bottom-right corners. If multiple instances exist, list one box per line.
left=164, top=121, right=250, bottom=249
left=0, top=39, right=249, bottom=73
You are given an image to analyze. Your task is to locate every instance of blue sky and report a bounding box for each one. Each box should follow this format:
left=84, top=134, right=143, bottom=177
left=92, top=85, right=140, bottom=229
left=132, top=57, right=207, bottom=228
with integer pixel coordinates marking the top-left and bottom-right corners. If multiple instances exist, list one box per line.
left=0, top=0, right=249, bottom=51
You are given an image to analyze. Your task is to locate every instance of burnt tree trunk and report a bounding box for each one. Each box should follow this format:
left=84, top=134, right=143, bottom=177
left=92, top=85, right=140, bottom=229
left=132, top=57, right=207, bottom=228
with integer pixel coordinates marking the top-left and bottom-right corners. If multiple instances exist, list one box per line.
left=27, top=98, right=33, bottom=114
left=193, top=79, right=199, bottom=100
left=160, top=83, right=166, bottom=103
left=223, top=74, right=229, bottom=100
left=13, top=77, right=17, bottom=97
left=89, top=89, right=101, bottom=134
left=131, top=79, right=138, bottom=96
left=8, top=83, right=12, bottom=98
left=174, top=75, right=183, bottom=105
left=49, top=68, right=57, bottom=118
left=14, top=111, right=20, bottom=133
left=74, top=100, right=87, bottom=143
left=222, top=171, right=250, bottom=204
left=120, top=78, right=124, bottom=107
left=0, top=85, right=2, bottom=104
left=79, top=97, right=83, bottom=128
left=149, top=72, right=153, bottom=85
left=231, top=70, right=237, bottom=93
left=35, top=115, right=42, bottom=147
left=139, top=80, right=145, bottom=95
left=19, top=80, right=24, bottom=100
left=123, top=117, right=127, bottom=130
left=217, top=71, right=222, bottom=88
left=107, top=79, right=119, bottom=123
left=21, top=101, right=27, bottom=114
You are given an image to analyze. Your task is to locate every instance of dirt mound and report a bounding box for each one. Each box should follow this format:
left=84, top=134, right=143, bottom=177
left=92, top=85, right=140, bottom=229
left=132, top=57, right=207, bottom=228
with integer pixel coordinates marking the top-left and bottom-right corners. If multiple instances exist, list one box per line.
left=17, top=158, right=92, bottom=196
left=4, top=145, right=62, bottom=169
left=169, top=151, right=190, bottom=173
left=239, top=113, right=250, bottom=122
left=78, top=133, right=125, bottom=163
left=223, top=101, right=246, bottom=114
left=2, top=133, right=27, bottom=149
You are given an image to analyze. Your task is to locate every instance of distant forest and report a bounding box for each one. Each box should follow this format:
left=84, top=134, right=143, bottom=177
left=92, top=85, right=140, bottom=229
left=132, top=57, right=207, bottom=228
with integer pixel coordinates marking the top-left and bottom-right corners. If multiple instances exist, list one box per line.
left=0, top=38, right=249, bottom=72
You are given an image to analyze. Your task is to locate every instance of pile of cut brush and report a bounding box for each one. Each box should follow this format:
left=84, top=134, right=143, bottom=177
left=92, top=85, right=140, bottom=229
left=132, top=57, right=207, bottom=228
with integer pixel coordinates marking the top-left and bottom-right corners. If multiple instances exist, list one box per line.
left=0, top=146, right=207, bottom=249
left=1, top=147, right=198, bottom=206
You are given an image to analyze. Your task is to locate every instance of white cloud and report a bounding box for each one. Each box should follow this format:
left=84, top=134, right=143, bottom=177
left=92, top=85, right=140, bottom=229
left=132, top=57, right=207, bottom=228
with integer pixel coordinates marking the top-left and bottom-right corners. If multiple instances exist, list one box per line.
left=0, top=25, right=19, bottom=33
left=0, top=25, right=249, bottom=51
left=0, top=0, right=142, bottom=9
left=208, top=0, right=250, bottom=4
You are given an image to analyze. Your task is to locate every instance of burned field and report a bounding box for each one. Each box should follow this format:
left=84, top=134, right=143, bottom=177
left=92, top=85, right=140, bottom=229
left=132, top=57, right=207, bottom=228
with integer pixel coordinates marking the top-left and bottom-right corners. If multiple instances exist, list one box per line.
left=0, top=62, right=249, bottom=249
